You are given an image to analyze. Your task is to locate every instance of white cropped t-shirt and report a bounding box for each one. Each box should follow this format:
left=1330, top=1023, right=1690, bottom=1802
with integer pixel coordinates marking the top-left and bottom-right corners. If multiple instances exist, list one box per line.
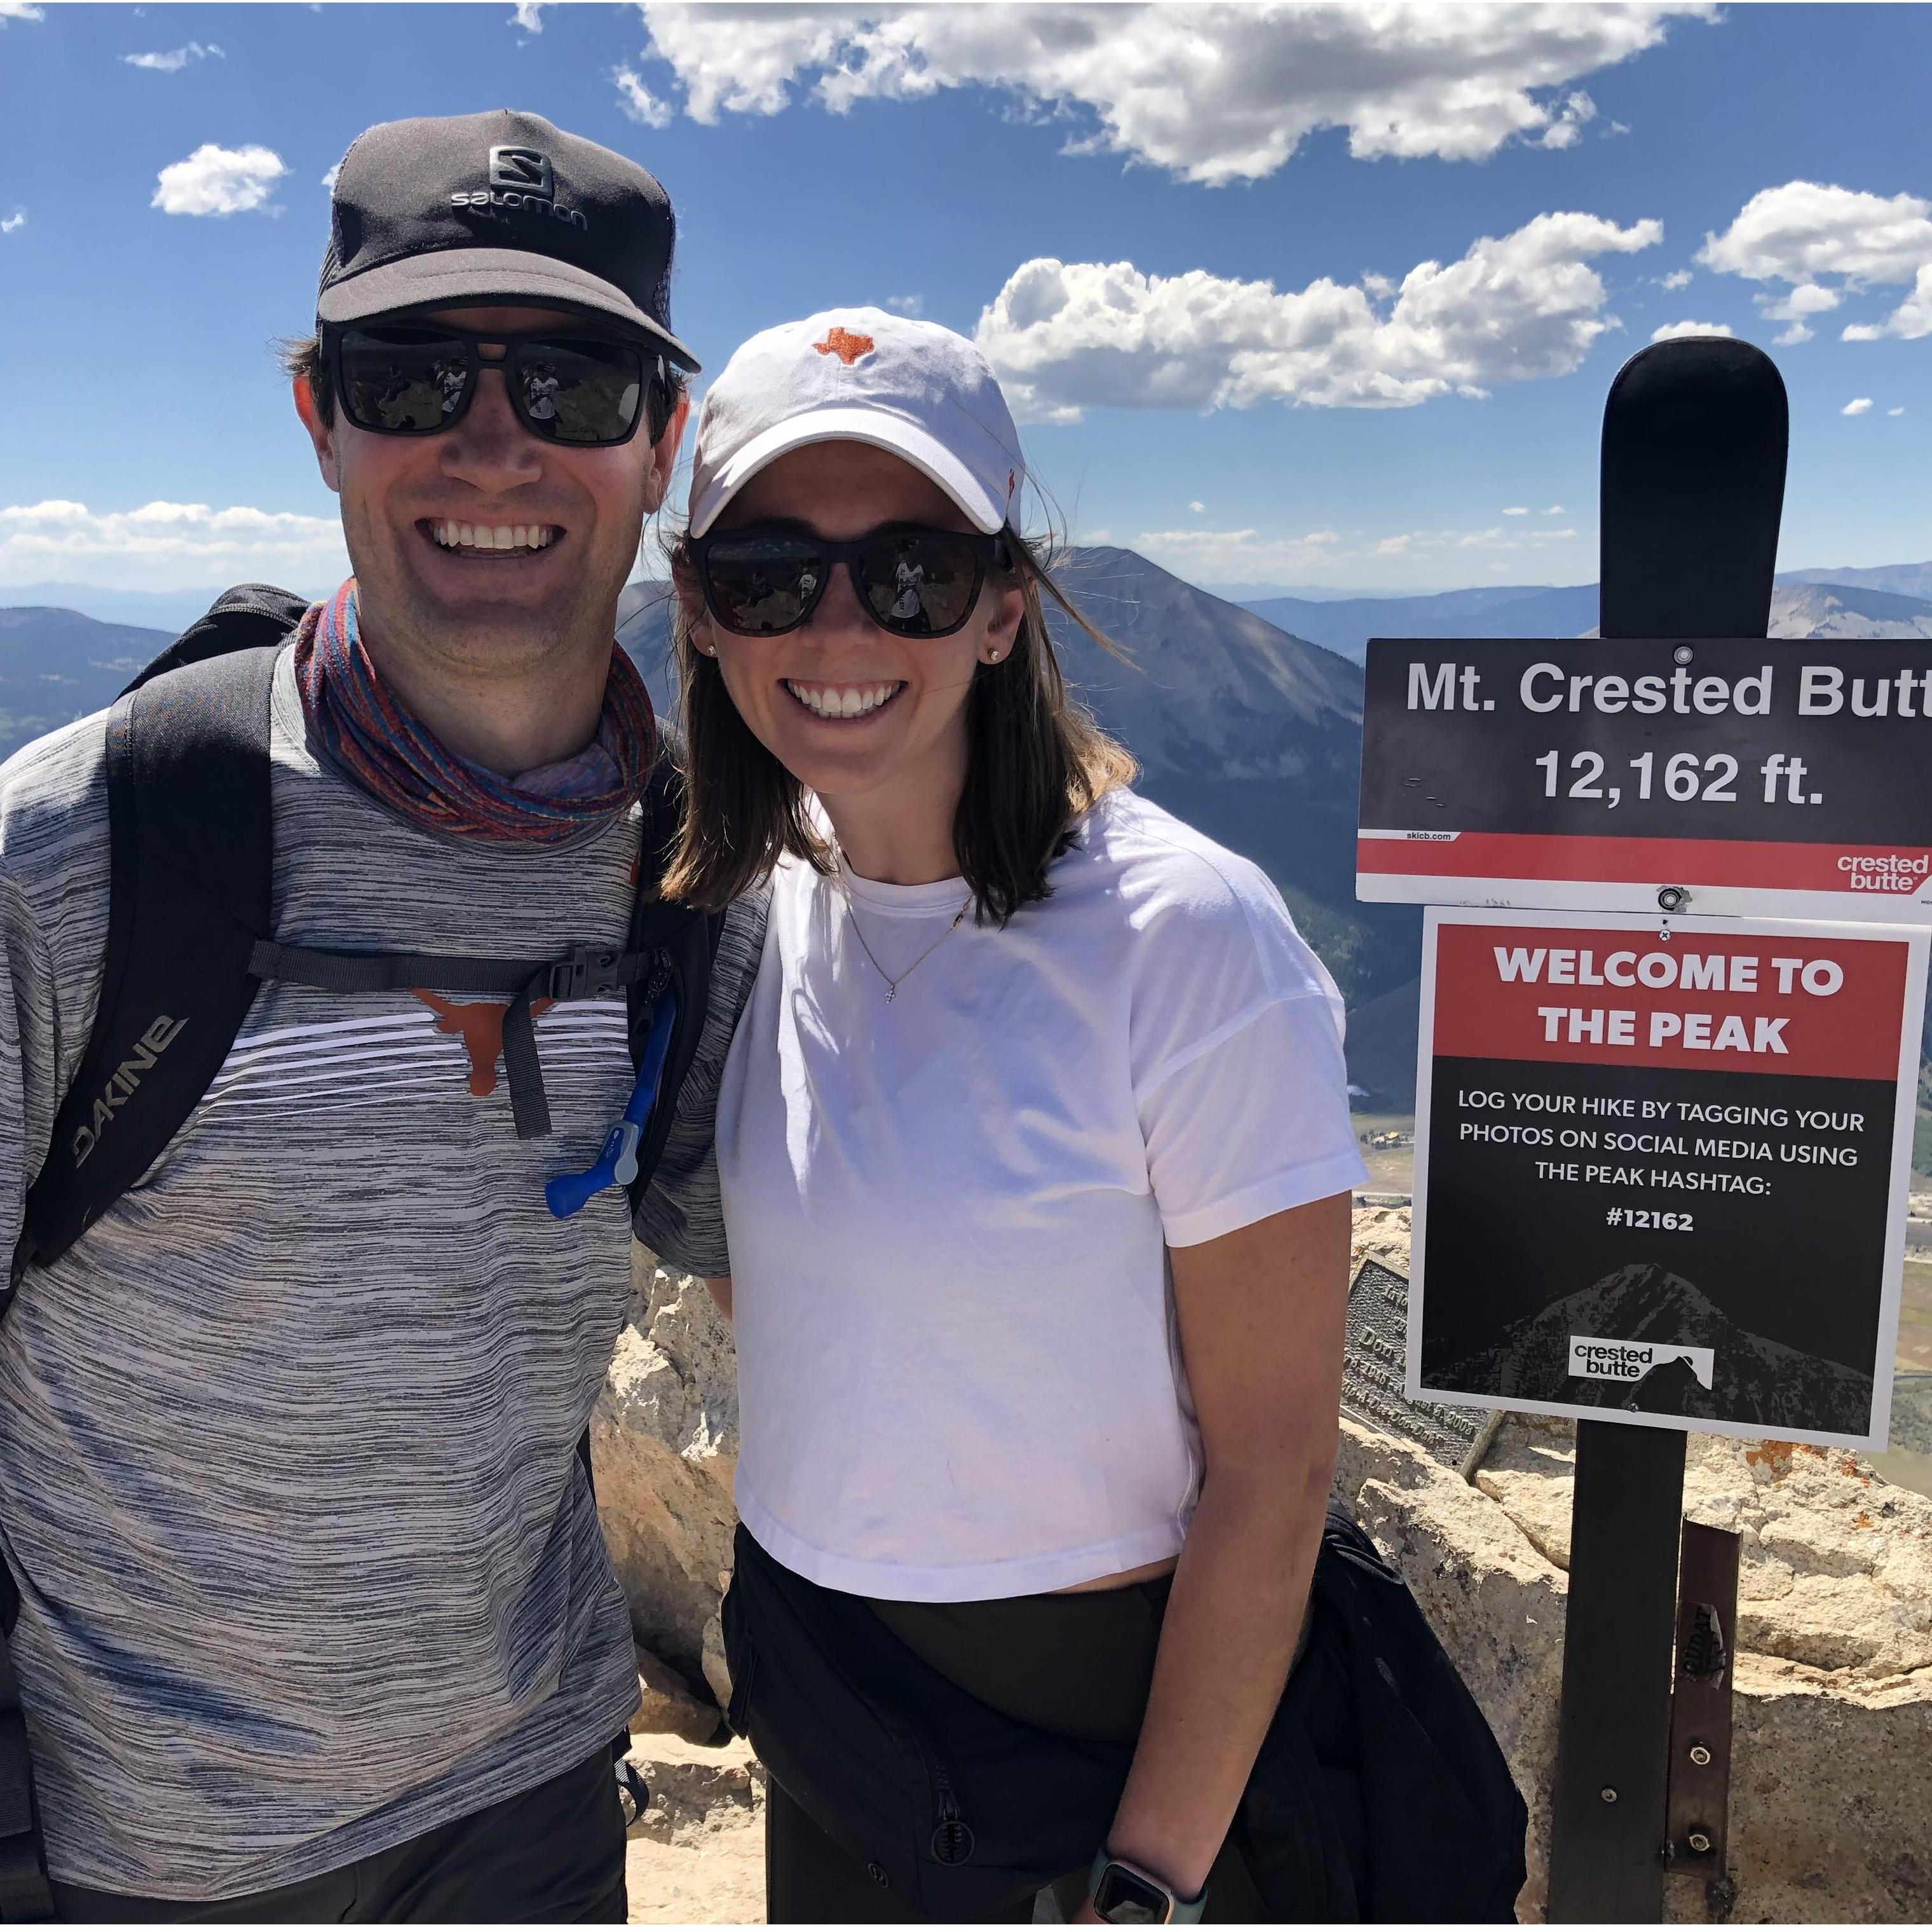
left=715, top=787, right=1367, bottom=1601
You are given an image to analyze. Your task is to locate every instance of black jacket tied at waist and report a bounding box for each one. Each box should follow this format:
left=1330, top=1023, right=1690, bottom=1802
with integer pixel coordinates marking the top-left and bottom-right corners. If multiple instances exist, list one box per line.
left=722, top=1502, right=1528, bottom=1922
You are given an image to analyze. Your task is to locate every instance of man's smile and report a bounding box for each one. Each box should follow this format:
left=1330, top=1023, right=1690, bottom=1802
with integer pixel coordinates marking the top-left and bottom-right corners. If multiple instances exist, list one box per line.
left=420, top=518, right=563, bottom=559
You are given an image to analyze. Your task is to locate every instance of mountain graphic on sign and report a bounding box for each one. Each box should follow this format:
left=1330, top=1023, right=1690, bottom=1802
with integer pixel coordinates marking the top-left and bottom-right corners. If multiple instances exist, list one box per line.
left=1427, top=1262, right=1872, bottom=1434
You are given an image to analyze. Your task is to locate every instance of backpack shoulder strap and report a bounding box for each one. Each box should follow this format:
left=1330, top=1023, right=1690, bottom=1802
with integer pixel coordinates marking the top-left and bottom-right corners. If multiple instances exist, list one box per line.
left=15, top=646, right=278, bottom=1284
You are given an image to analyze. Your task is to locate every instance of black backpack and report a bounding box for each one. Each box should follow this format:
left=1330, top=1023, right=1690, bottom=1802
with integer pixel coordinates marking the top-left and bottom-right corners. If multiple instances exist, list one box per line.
left=0, top=585, right=725, bottom=1917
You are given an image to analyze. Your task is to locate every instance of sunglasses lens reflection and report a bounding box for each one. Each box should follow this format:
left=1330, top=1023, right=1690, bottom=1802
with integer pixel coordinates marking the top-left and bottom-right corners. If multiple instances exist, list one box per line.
left=338, top=330, right=470, bottom=433
left=702, top=534, right=826, bottom=635
left=514, top=339, right=643, bottom=445
left=857, top=533, right=982, bottom=636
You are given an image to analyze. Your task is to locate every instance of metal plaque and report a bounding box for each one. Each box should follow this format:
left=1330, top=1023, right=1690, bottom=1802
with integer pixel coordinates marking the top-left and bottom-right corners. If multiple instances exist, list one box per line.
left=1344, top=1258, right=1486, bottom=1465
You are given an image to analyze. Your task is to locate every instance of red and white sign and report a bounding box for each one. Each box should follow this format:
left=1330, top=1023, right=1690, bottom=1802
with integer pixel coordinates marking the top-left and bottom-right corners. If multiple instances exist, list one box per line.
left=1408, top=908, right=1927, bottom=1447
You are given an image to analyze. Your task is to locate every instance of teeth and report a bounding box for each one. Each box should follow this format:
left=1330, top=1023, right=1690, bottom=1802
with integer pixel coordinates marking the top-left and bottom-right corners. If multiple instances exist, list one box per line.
left=433, top=521, right=555, bottom=552
left=786, top=681, right=897, bottom=719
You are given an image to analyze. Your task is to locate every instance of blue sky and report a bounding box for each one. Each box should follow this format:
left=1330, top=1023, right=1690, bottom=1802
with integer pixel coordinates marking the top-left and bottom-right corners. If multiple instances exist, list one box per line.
left=3, top=1, right=1931, bottom=614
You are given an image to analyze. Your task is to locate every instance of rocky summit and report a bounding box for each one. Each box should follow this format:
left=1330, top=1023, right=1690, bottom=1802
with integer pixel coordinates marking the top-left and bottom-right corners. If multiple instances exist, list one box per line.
left=598, top=1215, right=1931, bottom=1923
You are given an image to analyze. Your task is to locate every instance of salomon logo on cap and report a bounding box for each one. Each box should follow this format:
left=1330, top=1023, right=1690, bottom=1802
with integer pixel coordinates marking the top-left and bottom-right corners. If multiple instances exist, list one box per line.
left=489, top=146, right=554, bottom=195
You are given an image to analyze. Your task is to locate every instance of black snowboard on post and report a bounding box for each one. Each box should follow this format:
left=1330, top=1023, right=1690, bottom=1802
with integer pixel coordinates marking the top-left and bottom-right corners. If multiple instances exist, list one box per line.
left=1546, top=337, right=1788, bottom=1922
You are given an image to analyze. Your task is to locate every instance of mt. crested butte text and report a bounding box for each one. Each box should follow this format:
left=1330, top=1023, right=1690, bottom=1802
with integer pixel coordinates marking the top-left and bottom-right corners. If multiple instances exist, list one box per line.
left=1406, top=660, right=1932, bottom=717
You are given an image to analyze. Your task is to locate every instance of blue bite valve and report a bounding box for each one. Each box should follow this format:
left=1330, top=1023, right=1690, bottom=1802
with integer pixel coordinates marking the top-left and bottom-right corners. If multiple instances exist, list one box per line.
left=545, top=988, right=679, bottom=1219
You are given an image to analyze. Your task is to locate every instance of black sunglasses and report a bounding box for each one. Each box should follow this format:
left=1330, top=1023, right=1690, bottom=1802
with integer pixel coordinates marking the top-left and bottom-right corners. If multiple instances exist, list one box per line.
left=324, top=323, right=668, bottom=448
left=690, top=524, right=1012, bottom=639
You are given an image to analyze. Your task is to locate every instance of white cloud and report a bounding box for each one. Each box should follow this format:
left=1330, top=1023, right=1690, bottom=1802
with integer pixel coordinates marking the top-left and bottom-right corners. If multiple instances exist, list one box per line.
left=1699, top=181, right=1932, bottom=342
left=1188, top=500, right=1206, bottom=514
left=1543, top=504, right=1565, bottom=515
left=1842, top=397, right=1874, bottom=416
left=1840, top=264, right=1932, bottom=343
left=1890, top=406, right=1906, bottom=417
left=1657, top=268, right=1692, bottom=290
left=1649, top=318, right=1734, bottom=341
left=613, top=65, right=673, bottom=128
left=1133, top=519, right=1586, bottom=583
left=633, top=3, right=1711, bottom=186
left=1536, top=91, right=1596, bottom=150
left=321, top=163, right=341, bottom=191
left=1133, top=526, right=1341, bottom=582
left=153, top=143, right=287, bottom=217
left=0, top=500, right=347, bottom=591
left=1504, top=506, right=1528, bottom=515
left=0, top=3, right=44, bottom=21
left=976, top=211, right=1661, bottom=421
left=1701, top=182, right=1932, bottom=285
left=124, top=41, right=222, bottom=71
left=885, top=294, right=923, bottom=316
left=510, top=1, right=547, bottom=29
left=0, top=212, right=22, bottom=236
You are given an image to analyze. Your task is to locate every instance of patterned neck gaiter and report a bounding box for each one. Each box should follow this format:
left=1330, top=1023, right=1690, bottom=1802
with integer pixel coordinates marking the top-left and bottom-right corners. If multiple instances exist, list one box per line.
left=292, top=579, right=656, bottom=844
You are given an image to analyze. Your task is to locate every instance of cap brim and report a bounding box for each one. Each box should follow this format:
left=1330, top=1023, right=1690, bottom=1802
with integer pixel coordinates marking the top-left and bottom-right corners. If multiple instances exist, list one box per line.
left=318, top=247, right=700, bottom=371
left=689, top=405, right=1007, bottom=537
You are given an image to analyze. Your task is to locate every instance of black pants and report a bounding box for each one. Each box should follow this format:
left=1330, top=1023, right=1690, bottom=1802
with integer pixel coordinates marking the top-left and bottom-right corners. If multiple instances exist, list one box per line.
left=765, top=1576, right=1272, bottom=1924
left=50, top=1746, right=627, bottom=1923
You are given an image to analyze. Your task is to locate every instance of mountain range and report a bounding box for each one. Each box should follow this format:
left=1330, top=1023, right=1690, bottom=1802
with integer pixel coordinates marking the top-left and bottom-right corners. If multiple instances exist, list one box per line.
left=12, top=554, right=1932, bottom=1074
left=1237, top=575, right=1932, bottom=663
left=1428, top=1261, right=1874, bottom=1436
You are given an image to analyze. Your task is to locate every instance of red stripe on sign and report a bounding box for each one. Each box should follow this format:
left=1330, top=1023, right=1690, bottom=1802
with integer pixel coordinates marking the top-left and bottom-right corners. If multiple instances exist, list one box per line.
left=1359, top=831, right=1932, bottom=896
left=1431, top=922, right=1910, bottom=1079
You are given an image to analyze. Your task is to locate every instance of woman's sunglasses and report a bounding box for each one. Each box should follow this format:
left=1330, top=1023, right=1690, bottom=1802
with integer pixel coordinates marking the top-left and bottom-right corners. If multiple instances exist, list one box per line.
left=690, top=525, right=1012, bottom=639
left=324, top=323, right=667, bottom=447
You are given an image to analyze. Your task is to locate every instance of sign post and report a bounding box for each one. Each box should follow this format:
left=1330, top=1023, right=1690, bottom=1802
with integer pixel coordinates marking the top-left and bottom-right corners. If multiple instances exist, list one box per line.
left=1348, top=337, right=1927, bottom=1920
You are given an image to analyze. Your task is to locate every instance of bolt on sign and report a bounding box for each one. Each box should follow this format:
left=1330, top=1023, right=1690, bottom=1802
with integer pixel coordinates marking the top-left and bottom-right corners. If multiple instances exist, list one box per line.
left=1357, top=637, right=1932, bottom=920
left=1407, top=907, right=1928, bottom=1448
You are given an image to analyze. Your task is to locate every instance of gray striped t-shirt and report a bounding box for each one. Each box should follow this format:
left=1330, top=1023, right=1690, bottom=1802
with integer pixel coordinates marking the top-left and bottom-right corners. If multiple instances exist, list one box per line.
left=0, top=648, right=747, bottom=1899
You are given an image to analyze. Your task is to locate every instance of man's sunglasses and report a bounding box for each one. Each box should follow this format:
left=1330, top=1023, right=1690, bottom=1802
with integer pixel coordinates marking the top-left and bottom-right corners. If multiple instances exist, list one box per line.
left=690, top=525, right=1012, bottom=639
left=324, top=323, right=669, bottom=447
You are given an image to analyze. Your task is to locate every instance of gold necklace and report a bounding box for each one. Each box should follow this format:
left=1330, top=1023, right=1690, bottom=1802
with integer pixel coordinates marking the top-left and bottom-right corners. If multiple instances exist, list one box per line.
left=834, top=858, right=972, bottom=1002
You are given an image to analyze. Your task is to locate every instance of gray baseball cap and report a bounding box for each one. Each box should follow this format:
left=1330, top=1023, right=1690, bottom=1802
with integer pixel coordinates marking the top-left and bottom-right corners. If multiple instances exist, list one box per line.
left=317, top=108, right=699, bottom=371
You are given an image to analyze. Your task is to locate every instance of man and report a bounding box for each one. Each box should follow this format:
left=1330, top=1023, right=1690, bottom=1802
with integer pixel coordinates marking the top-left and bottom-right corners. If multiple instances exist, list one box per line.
left=0, top=109, right=744, bottom=1919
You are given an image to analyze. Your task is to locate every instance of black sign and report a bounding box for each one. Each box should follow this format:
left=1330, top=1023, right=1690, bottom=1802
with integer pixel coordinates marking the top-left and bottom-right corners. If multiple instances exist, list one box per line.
left=1342, top=1258, right=1485, bottom=1466
left=1359, top=636, right=1932, bottom=918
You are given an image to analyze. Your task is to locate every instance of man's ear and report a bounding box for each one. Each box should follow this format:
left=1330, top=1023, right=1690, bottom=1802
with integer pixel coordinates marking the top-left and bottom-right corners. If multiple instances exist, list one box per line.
left=294, top=375, right=343, bottom=494
left=641, top=392, right=691, bottom=515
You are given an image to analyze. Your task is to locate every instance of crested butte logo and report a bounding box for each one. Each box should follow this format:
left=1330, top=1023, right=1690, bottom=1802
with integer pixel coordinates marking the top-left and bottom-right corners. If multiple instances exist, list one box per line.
left=451, top=146, right=587, bottom=231
left=1568, top=1334, right=1715, bottom=1389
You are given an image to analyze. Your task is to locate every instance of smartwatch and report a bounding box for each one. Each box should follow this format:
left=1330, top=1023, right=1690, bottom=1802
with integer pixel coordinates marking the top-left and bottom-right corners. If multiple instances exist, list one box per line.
left=1087, top=1848, right=1208, bottom=1925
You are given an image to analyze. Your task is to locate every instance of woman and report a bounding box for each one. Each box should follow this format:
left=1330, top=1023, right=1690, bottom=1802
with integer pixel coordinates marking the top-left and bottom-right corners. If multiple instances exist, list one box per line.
left=660, top=310, right=1368, bottom=1922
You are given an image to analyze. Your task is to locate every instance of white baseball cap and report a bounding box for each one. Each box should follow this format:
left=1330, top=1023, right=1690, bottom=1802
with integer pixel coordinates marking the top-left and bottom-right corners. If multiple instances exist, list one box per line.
left=686, top=307, right=1026, bottom=538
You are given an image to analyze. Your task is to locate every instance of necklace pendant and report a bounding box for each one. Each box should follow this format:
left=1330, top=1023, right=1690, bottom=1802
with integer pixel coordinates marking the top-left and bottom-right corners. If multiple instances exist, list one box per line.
left=886, top=986, right=898, bottom=1002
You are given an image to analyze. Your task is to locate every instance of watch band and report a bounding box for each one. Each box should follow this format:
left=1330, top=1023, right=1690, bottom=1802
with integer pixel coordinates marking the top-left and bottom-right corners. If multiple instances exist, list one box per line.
left=1087, top=1847, right=1208, bottom=1924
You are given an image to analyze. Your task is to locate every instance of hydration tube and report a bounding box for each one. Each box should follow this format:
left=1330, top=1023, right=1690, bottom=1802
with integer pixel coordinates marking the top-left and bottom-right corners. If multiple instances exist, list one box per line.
left=545, top=986, right=679, bottom=1219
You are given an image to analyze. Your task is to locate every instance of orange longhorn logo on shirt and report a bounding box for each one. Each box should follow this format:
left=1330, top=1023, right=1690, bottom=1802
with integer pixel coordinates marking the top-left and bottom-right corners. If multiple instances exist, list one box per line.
left=411, top=991, right=556, bottom=1098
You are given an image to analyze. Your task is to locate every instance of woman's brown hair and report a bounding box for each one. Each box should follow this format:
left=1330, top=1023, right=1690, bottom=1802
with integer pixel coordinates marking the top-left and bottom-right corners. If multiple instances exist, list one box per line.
left=662, top=529, right=1136, bottom=925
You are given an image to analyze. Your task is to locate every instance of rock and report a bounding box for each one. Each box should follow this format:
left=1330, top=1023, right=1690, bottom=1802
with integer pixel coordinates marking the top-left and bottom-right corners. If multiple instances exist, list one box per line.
left=597, top=1207, right=1932, bottom=1921
left=630, top=1641, right=722, bottom=1747
left=701, top=1596, right=733, bottom=1713
left=623, top=1731, right=766, bottom=1924
left=594, top=1248, right=740, bottom=1683
left=1333, top=1203, right=1932, bottom=1922
left=625, top=1731, right=765, bottom=1845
